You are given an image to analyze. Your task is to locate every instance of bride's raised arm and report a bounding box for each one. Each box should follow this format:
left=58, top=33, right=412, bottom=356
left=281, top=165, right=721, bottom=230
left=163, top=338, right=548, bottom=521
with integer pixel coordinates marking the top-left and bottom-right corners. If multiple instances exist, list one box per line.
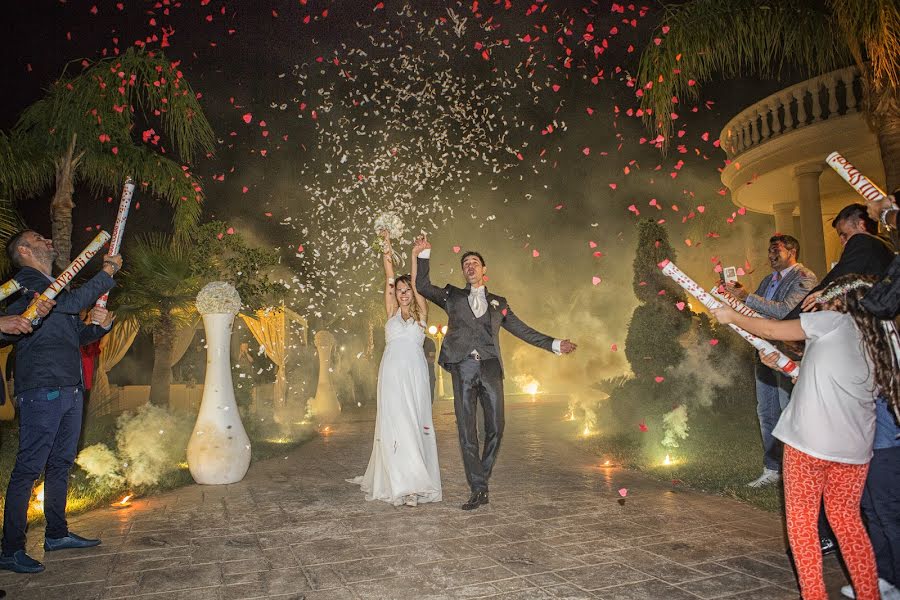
left=381, top=230, right=398, bottom=319
left=411, top=235, right=428, bottom=322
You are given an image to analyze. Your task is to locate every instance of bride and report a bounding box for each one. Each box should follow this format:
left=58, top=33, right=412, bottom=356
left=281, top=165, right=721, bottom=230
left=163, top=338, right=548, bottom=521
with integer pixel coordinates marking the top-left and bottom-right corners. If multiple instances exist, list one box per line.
left=348, top=230, right=442, bottom=506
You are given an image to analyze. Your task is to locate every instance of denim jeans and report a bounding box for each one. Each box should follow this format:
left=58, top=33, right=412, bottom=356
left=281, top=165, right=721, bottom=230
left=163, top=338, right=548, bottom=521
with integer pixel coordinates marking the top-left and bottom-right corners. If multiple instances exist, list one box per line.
left=861, top=442, right=900, bottom=584
left=1, top=386, right=83, bottom=555
left=754, top=362, right=793, bottom=472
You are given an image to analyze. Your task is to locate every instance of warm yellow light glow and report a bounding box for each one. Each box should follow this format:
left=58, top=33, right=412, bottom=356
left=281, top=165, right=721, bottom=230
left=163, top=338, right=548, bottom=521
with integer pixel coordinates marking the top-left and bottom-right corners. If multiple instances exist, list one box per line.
left=112, top=494, right=134, bottom=509
left=582, top=425, right=592, bottom=437
left=603, top=460, right=611, bottom=467
left=663, top=454, right=672, bottom=466
left=440, top=325, right=448, bottom=334
left=523, top=381, right=539, bottom=396
left=265, top=437, right=294, bottom=444
left=428, top=325, right=437, bottom=335
left=29, top=482, right=45, bottom=514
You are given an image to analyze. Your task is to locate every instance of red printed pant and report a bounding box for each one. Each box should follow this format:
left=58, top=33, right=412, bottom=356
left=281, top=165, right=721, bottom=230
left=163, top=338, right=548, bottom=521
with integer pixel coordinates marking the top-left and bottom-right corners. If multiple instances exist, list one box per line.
left=783, top=445, right=878, bottom=600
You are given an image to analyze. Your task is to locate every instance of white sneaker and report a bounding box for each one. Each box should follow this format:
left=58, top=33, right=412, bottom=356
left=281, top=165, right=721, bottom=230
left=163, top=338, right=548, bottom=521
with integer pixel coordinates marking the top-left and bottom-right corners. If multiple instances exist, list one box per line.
left=840, top=578, right=900, bottom=600
left=746, top=468, right=782, bottom=488
left=880, top=578, right=900, bottom=600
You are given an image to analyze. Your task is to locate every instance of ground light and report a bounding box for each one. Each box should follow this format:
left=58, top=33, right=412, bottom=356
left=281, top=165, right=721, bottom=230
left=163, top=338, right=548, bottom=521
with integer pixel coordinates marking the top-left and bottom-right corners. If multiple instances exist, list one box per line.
left=111, top=494, right=133, bottom=509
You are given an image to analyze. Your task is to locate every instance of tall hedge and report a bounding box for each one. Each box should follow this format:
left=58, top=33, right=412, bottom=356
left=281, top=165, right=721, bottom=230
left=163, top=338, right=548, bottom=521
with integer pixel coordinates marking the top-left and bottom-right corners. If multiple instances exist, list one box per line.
left=625, top=219, right=691, bottom=377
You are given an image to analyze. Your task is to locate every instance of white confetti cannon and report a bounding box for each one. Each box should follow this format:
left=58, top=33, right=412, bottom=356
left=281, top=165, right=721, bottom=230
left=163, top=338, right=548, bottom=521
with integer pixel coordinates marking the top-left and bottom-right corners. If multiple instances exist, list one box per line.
left=22, top=231, right=112, bottom=321
left=658, top=259, right=800, bottom=378
left=709, top=285, right=762, bottom=318
left=0, top=278, right=22, bottom=302
left=826, top=151, right=887, bottom=204
left=94, top=177, right=134, bottom=318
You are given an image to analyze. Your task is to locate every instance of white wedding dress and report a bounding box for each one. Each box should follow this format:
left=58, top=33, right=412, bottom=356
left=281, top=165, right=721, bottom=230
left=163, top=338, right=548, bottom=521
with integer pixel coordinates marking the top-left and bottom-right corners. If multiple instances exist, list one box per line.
left=348, top=309, right=442, bottom=506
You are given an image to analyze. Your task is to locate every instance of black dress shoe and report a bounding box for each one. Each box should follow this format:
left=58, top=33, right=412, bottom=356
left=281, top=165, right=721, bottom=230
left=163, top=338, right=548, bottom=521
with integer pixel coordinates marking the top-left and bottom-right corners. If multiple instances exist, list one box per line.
left=44, top=532, right=101, bottom=551
left=462, top=490, right=489, bottom=511
left=820, top=537, right=837, bottom=555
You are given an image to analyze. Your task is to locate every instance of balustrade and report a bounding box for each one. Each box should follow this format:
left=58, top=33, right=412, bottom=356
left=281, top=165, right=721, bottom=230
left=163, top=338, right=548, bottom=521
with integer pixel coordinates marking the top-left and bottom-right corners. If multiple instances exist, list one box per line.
left=719, top=66, right=863, bottom=158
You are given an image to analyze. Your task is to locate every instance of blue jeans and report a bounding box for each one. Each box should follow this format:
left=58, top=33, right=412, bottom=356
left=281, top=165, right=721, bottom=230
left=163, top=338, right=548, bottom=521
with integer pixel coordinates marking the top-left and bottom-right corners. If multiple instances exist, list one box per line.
left=754, top=362, right=792, bottom=472
left=1, top=386, right=83, bottom=555
left=861, top=446, right=900, bottom=585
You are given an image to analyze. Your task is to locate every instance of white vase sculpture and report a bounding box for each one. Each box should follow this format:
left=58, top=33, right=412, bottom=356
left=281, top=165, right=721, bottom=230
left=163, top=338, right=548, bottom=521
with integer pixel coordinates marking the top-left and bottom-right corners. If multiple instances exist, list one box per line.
left=187, top=282, right=251, bottom=485
left=310, top=330, right=341, bottom=422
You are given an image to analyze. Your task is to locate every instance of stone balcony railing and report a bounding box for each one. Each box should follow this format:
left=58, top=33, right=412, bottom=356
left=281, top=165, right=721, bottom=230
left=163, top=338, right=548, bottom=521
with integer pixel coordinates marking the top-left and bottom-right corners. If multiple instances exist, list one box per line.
left=719, top=65, right=864, bottom=159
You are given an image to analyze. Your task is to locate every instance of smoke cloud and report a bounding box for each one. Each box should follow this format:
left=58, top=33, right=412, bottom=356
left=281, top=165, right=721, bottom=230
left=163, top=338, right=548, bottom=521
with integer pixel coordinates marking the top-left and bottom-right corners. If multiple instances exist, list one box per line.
left=661, top=404, right=690, bottom=448
left=75, top=405, right=191, bottom=490
left=75, top=443, right=126, bottom=490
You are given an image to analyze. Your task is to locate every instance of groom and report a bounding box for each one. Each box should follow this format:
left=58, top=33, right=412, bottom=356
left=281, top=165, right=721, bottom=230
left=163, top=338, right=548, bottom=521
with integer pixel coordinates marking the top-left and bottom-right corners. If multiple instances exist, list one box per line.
left=414, top=236, right=576, bottom=510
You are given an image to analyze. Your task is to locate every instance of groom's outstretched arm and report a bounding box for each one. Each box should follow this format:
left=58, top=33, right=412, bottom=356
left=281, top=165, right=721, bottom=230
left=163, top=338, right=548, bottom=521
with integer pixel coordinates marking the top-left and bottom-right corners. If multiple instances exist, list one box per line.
left=414, top=249, right=450, bottom=307
left=501, top=305, right=557, bottom=353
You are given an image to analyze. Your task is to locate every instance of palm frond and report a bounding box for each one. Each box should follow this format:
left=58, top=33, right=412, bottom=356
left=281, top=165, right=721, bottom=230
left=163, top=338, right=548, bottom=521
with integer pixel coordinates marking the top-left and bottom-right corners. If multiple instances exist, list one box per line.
left=0, top=131, right=54, bottom=200
left=828, top=0, right=900, bottom=96
left=637, top=0, right=852, bottom=151
left=12, top=47, right=213, bottom=234
left=78, top=145, right=202, bottom=237
left=114, top=233, right=200, bottom=332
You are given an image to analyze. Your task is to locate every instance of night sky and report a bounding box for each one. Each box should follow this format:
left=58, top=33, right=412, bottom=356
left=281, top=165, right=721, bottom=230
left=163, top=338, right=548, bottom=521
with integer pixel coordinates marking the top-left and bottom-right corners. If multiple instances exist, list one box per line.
left=0, top=0, right=800, bottom=384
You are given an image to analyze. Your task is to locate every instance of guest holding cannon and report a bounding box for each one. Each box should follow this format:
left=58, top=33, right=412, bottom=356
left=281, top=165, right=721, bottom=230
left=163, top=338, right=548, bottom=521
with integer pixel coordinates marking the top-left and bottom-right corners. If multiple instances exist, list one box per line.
left=0, top=230, right=121, bottom=574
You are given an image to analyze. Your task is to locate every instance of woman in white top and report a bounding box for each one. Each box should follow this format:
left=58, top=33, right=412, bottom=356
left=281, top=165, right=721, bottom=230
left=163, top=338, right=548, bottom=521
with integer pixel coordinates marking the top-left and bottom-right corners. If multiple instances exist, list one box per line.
left=348, top=230, right=441, bottom=507
left=712, top=275, right=898, bottom=600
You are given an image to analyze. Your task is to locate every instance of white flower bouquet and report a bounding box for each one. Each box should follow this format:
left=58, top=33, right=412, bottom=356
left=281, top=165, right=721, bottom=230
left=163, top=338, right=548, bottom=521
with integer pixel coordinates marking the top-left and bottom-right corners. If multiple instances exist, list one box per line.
left=373, top=211, right=405, bottom=264
left=196, top=281, right=242, bottom=315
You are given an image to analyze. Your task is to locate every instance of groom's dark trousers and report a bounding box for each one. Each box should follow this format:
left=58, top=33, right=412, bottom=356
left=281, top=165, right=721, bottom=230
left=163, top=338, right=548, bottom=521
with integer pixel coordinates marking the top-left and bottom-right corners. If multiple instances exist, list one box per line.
left=449, top=356, right=504, bottom=493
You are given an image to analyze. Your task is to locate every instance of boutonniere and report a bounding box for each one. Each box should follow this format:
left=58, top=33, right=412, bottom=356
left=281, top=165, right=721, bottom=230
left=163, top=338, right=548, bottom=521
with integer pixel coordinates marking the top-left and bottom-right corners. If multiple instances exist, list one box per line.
left=490, top=299, right=499, bottom=309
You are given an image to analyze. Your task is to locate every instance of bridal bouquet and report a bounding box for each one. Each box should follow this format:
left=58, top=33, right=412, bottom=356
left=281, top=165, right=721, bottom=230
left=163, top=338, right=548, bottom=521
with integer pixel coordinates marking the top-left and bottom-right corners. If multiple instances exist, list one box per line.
left=373, top=211, right=405, bottom=264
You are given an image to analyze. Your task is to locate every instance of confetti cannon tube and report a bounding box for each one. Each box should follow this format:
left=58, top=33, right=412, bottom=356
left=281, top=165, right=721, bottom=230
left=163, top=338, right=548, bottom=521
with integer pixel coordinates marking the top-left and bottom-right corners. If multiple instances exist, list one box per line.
left=94, top=177, right=134, bottom=312
left=0, top=278, right=22, bottom=302
left=708, top=286, right=763, bottom=318
left=22, top=231, right=112, bottom=321
left=826, top=151, right=887, bottom=204
left=658, top=259, right=800, bottom=378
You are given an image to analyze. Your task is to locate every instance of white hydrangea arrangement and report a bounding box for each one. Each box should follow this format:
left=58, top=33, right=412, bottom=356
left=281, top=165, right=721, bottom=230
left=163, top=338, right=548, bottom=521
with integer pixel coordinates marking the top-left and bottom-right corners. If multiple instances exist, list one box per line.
left=196, top=281, right=242, bottom=315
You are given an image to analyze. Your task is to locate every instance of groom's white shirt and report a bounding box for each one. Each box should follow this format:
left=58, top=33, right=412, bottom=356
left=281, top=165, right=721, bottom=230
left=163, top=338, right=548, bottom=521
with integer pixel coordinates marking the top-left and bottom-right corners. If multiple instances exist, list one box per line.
left=418, top=250, right=562, bottom=354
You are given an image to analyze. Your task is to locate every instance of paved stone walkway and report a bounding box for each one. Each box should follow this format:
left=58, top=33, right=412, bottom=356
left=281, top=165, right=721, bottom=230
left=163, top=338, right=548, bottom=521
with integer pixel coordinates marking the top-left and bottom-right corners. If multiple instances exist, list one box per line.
left=0, top=397, right=853, bottom=599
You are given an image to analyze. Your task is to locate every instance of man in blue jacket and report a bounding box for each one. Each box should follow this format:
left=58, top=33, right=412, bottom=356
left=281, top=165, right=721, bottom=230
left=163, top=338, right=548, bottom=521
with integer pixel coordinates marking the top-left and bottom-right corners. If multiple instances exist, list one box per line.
left=0, top=230, right=121, bottom=574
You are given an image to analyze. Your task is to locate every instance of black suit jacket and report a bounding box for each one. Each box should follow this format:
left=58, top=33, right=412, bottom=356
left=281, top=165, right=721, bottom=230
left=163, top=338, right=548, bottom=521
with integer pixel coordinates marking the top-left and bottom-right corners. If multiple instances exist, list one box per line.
left=784, top=233, right=895, bottom=320
left=416, top=257, right=554, bottom=376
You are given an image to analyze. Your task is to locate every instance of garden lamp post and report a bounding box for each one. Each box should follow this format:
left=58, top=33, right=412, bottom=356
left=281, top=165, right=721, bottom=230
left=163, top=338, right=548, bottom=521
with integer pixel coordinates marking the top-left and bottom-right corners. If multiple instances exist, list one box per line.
left=427, top=324, right=448, bottom=398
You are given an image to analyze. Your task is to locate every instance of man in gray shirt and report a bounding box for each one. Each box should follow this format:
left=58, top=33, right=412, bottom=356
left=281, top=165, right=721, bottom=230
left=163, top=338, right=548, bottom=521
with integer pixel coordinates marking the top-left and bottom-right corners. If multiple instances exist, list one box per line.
left=724, top=234, right=817, bottom=487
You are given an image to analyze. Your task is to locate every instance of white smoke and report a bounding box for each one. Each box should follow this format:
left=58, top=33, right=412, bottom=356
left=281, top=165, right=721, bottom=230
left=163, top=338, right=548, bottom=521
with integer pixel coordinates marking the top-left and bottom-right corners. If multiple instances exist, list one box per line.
left=666, top=341, right=733, bottom=407
left=75, top=443, right=125, bottom=490
left=661, top=404, right=689, bottom=448
left=115, top=404, right=192, bottom=487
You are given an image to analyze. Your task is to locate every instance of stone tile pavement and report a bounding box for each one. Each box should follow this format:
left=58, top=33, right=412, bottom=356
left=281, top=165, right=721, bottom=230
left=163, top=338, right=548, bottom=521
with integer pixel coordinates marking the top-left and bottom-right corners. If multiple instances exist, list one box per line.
left=0, top=397, right=853, bottom=599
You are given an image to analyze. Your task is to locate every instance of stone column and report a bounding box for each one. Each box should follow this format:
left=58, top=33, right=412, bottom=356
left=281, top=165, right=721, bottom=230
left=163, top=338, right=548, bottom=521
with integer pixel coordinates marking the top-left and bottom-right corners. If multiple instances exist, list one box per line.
left=794, top=164, right=827, bottom=276
left=772, top=202, right=796, bottom=237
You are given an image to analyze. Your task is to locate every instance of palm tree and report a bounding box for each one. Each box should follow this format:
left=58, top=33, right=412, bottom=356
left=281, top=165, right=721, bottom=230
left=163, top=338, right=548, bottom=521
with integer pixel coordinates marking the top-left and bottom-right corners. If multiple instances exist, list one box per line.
left=10, top=47, right=214, bottom=269
left=637, top=0, right=900, bottom=190
left=115, top=234, right=199, bottom=408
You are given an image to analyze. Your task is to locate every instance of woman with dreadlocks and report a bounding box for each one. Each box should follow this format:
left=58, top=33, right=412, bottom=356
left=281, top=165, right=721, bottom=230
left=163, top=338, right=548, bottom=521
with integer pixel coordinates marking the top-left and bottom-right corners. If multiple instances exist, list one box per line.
left=711, top=274, right=899, bottom=600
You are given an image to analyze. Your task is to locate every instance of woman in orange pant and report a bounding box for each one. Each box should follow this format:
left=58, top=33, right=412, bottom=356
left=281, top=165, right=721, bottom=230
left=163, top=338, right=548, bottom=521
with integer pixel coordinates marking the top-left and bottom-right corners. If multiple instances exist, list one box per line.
left=712, top=275, right=899, bottom=600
